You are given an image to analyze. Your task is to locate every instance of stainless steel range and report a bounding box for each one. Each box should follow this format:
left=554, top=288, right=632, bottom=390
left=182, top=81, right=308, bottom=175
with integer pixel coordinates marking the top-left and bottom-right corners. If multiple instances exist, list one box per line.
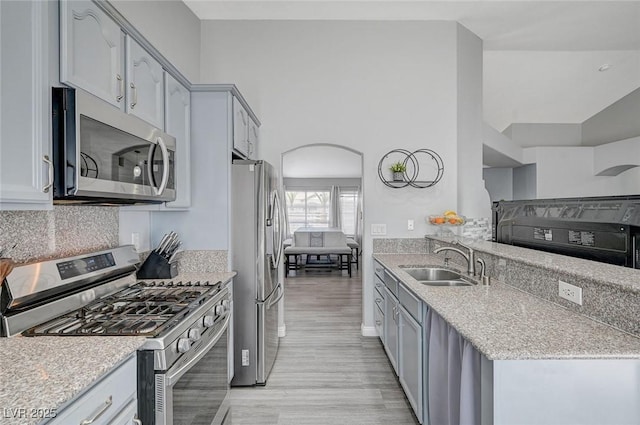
left=0, top=245, right=231, bottom=425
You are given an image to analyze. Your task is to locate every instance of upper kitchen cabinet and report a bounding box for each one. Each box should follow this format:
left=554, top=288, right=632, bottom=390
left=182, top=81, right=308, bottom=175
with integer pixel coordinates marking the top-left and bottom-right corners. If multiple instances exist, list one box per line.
left=0, top=0, right=52, bottom=209
left=126, top=36, right=164, bottom=129
left=233, top=97, right=250, bottom=158
left=248, top=117, right=260, bottom=159
left=60, top=0, right=125, bottom=109
left=164, top=72, right=191, bottom=209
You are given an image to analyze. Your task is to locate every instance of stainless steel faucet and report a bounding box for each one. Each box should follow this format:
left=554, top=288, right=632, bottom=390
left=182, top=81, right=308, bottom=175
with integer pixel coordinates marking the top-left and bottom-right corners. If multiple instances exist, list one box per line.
left=433, top=241, right=476, bottom=275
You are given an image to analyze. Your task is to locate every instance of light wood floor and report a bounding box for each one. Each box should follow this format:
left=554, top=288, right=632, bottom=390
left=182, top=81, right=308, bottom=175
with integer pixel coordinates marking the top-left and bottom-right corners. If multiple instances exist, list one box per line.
left=229, top=269, right=420, bottom=425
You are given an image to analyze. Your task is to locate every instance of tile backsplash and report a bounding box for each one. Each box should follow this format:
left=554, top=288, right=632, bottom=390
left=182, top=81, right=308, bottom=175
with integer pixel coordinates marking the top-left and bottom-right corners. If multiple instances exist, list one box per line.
left=0, top=206, right=119, bottom=263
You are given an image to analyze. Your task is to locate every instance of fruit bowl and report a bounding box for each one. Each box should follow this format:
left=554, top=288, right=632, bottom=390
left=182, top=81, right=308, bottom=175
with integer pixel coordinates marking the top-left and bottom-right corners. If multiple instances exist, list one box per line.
left=428, top=214, right=465, bottom=226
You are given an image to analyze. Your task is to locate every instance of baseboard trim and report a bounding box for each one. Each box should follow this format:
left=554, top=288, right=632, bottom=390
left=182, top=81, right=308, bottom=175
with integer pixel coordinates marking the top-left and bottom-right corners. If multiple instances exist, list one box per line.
left=361, top=324, right=378, bottom=337
left=278, top=325, right=287, bottom=337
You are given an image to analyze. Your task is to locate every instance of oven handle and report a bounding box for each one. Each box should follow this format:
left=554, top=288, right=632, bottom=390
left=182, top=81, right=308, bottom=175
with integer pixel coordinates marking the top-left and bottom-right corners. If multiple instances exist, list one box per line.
left=165, top=312, right=230, bottom=387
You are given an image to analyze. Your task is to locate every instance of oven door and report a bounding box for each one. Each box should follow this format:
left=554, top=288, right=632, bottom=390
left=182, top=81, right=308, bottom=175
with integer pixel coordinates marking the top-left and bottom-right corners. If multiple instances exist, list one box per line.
left=152, top=315, right=230, bottom=425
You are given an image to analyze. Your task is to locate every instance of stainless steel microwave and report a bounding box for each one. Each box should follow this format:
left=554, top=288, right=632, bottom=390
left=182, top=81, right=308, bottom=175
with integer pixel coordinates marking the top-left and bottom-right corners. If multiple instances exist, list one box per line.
left=52, top=87, right=176, bottom=204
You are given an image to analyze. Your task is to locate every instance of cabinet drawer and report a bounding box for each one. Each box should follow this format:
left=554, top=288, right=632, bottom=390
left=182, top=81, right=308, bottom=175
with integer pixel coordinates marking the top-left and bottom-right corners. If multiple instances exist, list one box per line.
left=374, top=275, right=385, bottom=304
left=374, top=303, right=384, bottom=342
left=399, top=283, right=423, bottom=323
left=49, top=354, right=137, bottom=425
left=373, top=261, right=385, bottom=281
left=383, top=270, right=398, bottom=297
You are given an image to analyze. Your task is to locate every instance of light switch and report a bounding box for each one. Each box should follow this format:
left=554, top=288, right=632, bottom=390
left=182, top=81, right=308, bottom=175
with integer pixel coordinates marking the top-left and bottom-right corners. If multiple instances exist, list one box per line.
left=371, top=224, right=387, bottom=236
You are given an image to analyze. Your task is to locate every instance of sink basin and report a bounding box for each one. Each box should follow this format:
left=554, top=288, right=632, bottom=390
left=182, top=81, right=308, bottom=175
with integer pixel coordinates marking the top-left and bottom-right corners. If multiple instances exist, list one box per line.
left=400, top=266, right=463, bottom=281
left=417, top=279, right=473, bottom=287
left=399, top=266, right=474, bottom=287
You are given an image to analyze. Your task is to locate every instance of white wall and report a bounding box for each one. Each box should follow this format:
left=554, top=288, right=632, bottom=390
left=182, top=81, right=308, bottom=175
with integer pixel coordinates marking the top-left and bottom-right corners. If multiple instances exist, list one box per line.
left=513, top=164, right=537, bottom=200
left=200, top=20, right=474, bottom=332
left=283, top=145, right=362, bottom=178
left=483, top=168, right=513, bottom=202
left=110, top=0, right=201, bottom=83
left=456, top=24, right=492, bottom=219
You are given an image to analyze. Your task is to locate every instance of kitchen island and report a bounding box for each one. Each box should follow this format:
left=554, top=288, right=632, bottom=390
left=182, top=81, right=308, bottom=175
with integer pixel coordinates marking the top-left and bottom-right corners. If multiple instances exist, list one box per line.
left=373, top=251, right=640, bottom=425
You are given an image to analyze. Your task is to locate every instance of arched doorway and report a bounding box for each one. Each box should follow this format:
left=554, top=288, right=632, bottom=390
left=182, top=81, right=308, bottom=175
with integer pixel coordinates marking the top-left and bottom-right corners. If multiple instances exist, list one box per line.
left=280, top=143, right=364, bottom=333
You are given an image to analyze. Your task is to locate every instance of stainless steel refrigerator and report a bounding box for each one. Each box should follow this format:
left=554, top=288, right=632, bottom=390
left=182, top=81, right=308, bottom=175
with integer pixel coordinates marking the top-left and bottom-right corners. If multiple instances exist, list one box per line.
left=231, top=160, right=284, bottom=386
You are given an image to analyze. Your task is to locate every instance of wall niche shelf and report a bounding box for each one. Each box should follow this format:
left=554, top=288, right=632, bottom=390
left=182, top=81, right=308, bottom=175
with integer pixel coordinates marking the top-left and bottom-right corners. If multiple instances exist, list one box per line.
left=378, top=149, right=444, bottom=189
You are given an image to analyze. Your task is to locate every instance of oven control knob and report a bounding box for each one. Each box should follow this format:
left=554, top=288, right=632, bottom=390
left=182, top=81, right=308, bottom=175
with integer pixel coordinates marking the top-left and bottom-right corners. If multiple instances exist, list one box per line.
left=215, top=305, right=226, bottom=315
left=188, top=328, right=201, bottom=342
left=203, top=315, right=215, bottom=328
left=177, top=338, right=191, bottom=353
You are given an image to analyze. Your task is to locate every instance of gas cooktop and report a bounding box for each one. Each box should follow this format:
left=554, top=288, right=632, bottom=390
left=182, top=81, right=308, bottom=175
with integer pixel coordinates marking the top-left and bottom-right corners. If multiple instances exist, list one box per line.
left=23, top=280, right=223, bottom=337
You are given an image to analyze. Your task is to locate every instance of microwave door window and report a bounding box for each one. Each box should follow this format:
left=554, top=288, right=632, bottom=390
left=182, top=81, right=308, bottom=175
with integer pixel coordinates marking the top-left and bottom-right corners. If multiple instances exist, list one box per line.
left=79, top=115, right=154, bottom=188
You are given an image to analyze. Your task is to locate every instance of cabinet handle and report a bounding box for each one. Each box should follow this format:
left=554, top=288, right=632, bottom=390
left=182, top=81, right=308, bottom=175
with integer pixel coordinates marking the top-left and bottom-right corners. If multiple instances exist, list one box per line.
left=116, top=74, right=124, bottom=102
left=375, top=320, right=382, bottom=325
left=80, top=395, right=113, bottom=425
left=42, top=155, right=53, bottom=193
left=130, top=82, right=137, bottom=108
left=375, top=298, right=382, bottom=304
left=133, top=415, right=142, bottom=425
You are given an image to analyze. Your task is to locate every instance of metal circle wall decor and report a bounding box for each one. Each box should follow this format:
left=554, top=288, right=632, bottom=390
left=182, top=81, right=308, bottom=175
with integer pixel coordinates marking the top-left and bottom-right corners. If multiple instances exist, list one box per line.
left=378, top=148, right=444, bottom=189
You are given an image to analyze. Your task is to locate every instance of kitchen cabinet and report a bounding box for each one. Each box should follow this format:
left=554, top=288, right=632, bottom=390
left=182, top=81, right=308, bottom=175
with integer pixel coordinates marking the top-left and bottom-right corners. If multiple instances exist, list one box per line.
left=0, top=0, right=52, bottom=209
left=248, top=117, right=260, bottom=159
left=373, top=275, right=385, bottom=342
left=49, top=354, right=138, bottom=425
left=125, top=36, right=164, bottom=128
left=382, top=272, right=399, bottom=374
left=60, top=0, right=125, bottom=108
left=164, top=72, right=191, bottom=209
left=398, top=286, right=423, bottom=423
left=233, top=96, right=250, bottom=158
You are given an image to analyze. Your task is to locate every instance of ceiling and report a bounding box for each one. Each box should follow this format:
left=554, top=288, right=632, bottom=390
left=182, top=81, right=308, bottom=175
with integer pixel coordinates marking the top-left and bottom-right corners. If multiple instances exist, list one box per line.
left=184, top=0, right=640, bottom=139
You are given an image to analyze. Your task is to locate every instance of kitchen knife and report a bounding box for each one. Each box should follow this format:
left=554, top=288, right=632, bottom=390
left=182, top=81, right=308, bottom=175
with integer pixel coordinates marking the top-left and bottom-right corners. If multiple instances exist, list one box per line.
left=156, top=234, right=170, bottom=254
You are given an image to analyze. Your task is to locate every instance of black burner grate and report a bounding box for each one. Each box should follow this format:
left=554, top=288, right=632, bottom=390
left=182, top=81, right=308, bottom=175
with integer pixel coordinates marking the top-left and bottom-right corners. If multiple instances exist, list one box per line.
left=24, top=280, right=221, bottom=337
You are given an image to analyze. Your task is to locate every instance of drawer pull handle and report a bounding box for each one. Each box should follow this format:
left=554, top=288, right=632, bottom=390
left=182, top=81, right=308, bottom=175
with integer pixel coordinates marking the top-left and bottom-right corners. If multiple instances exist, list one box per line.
left=133, top=415, right=143, bottom=425
left=376, top=320, right=382, bottom=325
left=375, top=298, right=382, bottom=303
left=80, top=395, right=112, bottom=425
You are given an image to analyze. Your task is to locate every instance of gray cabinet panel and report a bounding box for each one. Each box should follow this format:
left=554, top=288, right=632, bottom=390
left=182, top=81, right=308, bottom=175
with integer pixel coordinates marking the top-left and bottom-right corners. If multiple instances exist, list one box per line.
left=383, top=284, right=399, bottom=374
left=399, top=304, right=423, bottom=423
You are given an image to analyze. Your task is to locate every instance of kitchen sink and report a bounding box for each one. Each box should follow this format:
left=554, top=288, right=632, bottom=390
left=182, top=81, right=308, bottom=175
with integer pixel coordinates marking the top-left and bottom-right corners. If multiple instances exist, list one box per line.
left=399, top=266, right=474, bottom=287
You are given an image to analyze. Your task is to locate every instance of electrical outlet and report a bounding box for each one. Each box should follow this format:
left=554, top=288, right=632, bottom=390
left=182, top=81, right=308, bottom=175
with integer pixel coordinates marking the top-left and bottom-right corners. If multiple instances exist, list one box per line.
left=558, top=280, right=582, bottom=305
left=242, top=349, right=250, bottom=366
left=408, top=219, right=414, bottom=231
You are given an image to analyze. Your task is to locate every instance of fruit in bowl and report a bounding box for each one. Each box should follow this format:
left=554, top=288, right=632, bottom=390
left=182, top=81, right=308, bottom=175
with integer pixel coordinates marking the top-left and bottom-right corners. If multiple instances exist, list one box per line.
left=428, top=211, right=465, bottom=225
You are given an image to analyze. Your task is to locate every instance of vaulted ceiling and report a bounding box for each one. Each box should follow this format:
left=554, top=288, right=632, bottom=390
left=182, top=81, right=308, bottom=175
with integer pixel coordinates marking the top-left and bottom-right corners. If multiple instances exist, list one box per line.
left=184, top=0, right=640, bottom=133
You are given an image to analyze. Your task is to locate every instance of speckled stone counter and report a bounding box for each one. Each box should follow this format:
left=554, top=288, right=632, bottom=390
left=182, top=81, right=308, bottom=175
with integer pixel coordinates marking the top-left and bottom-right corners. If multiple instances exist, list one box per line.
left=0, top=336, right=146, bottom=425
left=373, top=253, right=640, bottom=360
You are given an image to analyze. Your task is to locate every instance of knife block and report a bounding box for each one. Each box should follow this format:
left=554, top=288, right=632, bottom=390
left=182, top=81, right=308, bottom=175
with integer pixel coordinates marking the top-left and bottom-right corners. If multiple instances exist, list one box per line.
left=136, top=251, right=178, bottom=279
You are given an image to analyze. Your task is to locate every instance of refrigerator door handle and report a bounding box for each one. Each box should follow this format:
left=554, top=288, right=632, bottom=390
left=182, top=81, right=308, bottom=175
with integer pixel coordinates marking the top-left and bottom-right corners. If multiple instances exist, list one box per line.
left=256, top=277, right=279, bottom=305
left=267, top=283, right=284, bottom=309
left=272, top=191, right=284, bottom=268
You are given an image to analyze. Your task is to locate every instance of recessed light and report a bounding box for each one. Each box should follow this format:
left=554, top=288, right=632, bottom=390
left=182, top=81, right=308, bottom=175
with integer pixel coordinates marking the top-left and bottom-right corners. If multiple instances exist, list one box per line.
left=598, top=64, right=611, bottom=72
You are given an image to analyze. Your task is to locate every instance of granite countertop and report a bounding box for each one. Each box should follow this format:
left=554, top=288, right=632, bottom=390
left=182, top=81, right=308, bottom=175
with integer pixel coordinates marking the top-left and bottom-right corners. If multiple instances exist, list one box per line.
left=373, top=253, right=640, bottom=360
left=428, top=235, right=640, bottom=293
left=0, top=271, right=236, bottom=425
left=0, top=336, right=146, bottom=425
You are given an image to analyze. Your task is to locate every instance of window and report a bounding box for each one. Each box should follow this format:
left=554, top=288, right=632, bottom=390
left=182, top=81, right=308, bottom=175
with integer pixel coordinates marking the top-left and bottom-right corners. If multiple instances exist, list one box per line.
left=339, top=189, right=359, bottom=237
left=285, top=190, right=331, bottom=233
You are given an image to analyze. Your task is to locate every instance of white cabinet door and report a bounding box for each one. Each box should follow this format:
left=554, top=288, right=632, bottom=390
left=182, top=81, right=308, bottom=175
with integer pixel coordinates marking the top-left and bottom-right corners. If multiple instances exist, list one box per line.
left=164, top=72, right=191, bottom=208
left=126, top=36, right=164, bottom=128
left=0, top=0, right=52, bottom=208
left=60, top=0, right=125, bottom=109
left=248, top=118, right=259, bottom=159
left=399, top=305, right=423, bottom=423
left=233, top=96, right=249, bottom=157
